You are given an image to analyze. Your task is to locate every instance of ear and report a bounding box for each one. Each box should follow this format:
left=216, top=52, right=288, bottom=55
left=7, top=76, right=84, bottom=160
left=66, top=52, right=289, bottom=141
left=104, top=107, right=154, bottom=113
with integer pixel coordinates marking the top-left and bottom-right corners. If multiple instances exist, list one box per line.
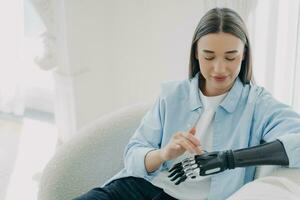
left=195, top=46, right=199, bottom=60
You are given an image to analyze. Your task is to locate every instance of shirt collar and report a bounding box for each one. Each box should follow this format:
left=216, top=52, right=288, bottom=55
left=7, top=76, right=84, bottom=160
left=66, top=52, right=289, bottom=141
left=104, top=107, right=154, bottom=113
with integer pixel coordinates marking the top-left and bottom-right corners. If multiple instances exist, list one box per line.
left=189, top=73, right=203, bottom=111
left=189, top=73, right=244, bottom=113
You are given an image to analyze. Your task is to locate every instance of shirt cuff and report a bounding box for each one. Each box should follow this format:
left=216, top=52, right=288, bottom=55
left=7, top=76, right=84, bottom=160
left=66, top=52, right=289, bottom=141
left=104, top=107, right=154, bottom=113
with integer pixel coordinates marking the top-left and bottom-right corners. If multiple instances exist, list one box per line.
left=126, top=147, right=158, bottom=180
left=277, top=133, right=300, bottom=168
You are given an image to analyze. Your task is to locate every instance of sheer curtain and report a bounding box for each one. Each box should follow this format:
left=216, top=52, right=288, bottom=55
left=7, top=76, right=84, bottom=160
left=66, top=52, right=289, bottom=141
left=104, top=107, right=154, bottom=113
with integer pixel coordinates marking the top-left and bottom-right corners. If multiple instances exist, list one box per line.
left=0, top=0, right=55, bottom=117
left=250, top=0, right=300, bottom=112
left=0, top=0, right=25, bottom=116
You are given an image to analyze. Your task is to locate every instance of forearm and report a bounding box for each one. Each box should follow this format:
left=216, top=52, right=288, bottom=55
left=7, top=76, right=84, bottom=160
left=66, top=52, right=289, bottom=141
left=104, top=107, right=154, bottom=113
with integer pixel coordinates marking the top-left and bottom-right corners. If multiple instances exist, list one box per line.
left=232, top=139, right=289, bottom=168
left=145, top=149, right=165, bottom=173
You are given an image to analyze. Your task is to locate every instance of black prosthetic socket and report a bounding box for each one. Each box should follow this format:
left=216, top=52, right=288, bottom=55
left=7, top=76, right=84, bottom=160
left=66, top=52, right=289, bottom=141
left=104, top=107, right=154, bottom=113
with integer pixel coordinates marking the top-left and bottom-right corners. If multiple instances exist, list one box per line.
left=232, top=139, right=289, bottom=168
left=168, top=139, right=289, bottom=185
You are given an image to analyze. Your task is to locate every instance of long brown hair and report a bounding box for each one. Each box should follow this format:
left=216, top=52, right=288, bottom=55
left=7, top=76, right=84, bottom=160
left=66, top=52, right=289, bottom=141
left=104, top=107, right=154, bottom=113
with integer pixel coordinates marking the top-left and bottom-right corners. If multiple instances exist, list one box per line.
left=189, top=7, right=254, bottom=85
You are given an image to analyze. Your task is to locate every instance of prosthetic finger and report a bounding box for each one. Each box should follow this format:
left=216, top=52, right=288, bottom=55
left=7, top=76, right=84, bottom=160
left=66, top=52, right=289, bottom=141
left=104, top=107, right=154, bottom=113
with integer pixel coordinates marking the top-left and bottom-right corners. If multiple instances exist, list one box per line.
left=168, top=156, right=199, bottom=184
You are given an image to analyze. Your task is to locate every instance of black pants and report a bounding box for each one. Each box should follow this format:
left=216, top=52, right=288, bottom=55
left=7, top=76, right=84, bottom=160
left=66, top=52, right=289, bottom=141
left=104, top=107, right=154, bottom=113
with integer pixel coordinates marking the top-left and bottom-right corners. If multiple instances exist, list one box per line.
left=73, top=177, right=178, bottom=200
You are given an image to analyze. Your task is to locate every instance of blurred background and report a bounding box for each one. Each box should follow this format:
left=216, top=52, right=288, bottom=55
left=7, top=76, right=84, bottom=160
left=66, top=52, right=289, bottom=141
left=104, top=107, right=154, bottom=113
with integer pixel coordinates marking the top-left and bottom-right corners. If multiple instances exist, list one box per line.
left=1, top=0, right=300, bottom=199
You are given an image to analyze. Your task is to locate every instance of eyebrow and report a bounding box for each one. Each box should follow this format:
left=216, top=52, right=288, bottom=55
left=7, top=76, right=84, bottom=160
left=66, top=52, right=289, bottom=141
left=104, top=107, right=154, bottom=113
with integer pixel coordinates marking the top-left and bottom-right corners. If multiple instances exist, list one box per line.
left=202, top=49, right=239, bottom=54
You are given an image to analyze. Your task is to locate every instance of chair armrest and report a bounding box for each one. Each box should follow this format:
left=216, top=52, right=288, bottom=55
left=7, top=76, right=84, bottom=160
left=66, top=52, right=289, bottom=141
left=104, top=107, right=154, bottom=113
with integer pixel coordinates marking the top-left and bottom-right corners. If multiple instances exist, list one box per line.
left=228, top=167, right=300, bottom=199
left=38, top=103, right=150, bottom=200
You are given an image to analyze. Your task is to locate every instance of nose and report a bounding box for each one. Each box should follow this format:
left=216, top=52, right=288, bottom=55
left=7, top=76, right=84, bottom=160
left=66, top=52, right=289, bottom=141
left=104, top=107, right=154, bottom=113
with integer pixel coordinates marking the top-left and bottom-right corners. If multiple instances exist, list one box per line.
left=212, top=59, right=226, bottom=73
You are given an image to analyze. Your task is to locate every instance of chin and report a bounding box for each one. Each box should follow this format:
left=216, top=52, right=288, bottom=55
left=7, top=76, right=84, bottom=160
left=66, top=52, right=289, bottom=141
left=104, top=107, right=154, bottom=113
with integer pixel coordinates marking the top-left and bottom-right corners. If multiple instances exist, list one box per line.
left=213, top=81, right=233, bottom=91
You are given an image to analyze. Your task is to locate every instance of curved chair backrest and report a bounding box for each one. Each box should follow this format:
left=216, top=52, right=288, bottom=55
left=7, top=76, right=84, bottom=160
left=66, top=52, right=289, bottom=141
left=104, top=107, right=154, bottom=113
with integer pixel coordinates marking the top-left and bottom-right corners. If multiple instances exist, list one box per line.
left=38, top=103, right=151, bottom=200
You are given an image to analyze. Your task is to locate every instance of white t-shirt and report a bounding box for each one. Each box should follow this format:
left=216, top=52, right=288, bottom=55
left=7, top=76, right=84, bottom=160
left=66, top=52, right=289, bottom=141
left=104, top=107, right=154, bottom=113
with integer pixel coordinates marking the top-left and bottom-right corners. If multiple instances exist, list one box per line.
left=151, top=90, right=228, bottom=200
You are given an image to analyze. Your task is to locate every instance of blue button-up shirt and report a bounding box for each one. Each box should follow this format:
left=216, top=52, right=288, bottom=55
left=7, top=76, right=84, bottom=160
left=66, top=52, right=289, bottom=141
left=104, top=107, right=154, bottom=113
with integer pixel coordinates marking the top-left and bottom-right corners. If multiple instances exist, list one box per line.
left=107, top=73, right=300, bottom=200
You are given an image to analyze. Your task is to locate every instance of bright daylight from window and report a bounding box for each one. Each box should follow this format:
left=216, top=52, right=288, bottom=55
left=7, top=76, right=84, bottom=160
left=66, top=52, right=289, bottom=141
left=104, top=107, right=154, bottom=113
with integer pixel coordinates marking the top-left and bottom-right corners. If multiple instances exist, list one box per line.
left=0, top=0, right=57, bottom=200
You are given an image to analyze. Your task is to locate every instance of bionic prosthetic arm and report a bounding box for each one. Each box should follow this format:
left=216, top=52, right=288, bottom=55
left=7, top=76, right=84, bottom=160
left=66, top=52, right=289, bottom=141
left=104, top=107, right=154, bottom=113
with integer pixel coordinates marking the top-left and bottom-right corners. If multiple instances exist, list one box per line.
left=168, top=139, right=289, bottom=185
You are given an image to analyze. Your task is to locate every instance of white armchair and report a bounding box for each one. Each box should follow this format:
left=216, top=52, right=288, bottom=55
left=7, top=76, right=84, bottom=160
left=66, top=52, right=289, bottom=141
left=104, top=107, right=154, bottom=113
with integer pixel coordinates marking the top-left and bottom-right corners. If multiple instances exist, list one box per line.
left=38, top=103, right=300, bottom=200
left=38, top=103, right=151, bottom=200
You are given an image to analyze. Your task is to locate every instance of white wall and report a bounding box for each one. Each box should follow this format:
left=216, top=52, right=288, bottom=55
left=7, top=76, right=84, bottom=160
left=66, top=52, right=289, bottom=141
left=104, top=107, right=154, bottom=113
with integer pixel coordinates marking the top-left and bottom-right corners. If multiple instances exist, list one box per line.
left=54, top=0, right=210, bottom=141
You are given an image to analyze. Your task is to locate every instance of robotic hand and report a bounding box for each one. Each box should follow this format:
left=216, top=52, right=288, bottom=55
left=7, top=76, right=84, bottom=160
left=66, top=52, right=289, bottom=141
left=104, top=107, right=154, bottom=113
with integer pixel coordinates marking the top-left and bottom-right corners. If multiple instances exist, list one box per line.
left=168, top=139, right=289, bottom=185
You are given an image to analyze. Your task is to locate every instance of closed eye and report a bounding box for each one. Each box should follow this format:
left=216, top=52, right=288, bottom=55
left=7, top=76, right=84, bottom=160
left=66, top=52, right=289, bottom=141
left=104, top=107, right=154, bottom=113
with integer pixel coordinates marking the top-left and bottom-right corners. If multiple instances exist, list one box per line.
left=225, top=57, right=236, bottom=61
left=204, top=57, right=214, bottom=60
left=204, top=57, right=236, bottom=61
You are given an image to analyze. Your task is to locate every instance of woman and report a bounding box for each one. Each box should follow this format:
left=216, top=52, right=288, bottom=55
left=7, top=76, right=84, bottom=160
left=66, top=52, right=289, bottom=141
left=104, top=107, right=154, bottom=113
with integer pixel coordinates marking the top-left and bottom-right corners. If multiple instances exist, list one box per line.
left=74, top=7, right=300, bottom=200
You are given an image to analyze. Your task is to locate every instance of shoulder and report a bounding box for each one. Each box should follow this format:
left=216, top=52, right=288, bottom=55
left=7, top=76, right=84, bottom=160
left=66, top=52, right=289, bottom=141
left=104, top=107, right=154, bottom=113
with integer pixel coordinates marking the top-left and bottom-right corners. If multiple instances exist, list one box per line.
left=159, top=79, right=191, bottom=100
left=237, top=83, right=288, bottom=115
left=243, top=84, right=272, bottom=104
left=247, top=84, right=292, bottom=115
left=249, top=85, right=279, bottom=105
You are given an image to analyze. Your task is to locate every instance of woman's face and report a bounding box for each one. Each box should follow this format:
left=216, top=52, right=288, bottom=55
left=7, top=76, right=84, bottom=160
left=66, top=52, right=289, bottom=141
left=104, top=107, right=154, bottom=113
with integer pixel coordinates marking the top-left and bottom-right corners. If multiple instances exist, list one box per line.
left=196, top=32, right=245, bottom=96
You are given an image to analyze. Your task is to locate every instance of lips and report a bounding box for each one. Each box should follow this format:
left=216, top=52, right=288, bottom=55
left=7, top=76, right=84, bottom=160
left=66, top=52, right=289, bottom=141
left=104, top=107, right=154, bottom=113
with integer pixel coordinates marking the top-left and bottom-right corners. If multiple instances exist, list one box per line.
left=212, top=75, right=227, bottom=81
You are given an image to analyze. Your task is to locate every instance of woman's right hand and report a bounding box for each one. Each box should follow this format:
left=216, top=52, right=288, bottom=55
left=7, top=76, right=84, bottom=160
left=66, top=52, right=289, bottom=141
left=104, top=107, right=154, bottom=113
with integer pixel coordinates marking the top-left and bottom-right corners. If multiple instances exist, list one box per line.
left=160, top=127, right=203, bottom=161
